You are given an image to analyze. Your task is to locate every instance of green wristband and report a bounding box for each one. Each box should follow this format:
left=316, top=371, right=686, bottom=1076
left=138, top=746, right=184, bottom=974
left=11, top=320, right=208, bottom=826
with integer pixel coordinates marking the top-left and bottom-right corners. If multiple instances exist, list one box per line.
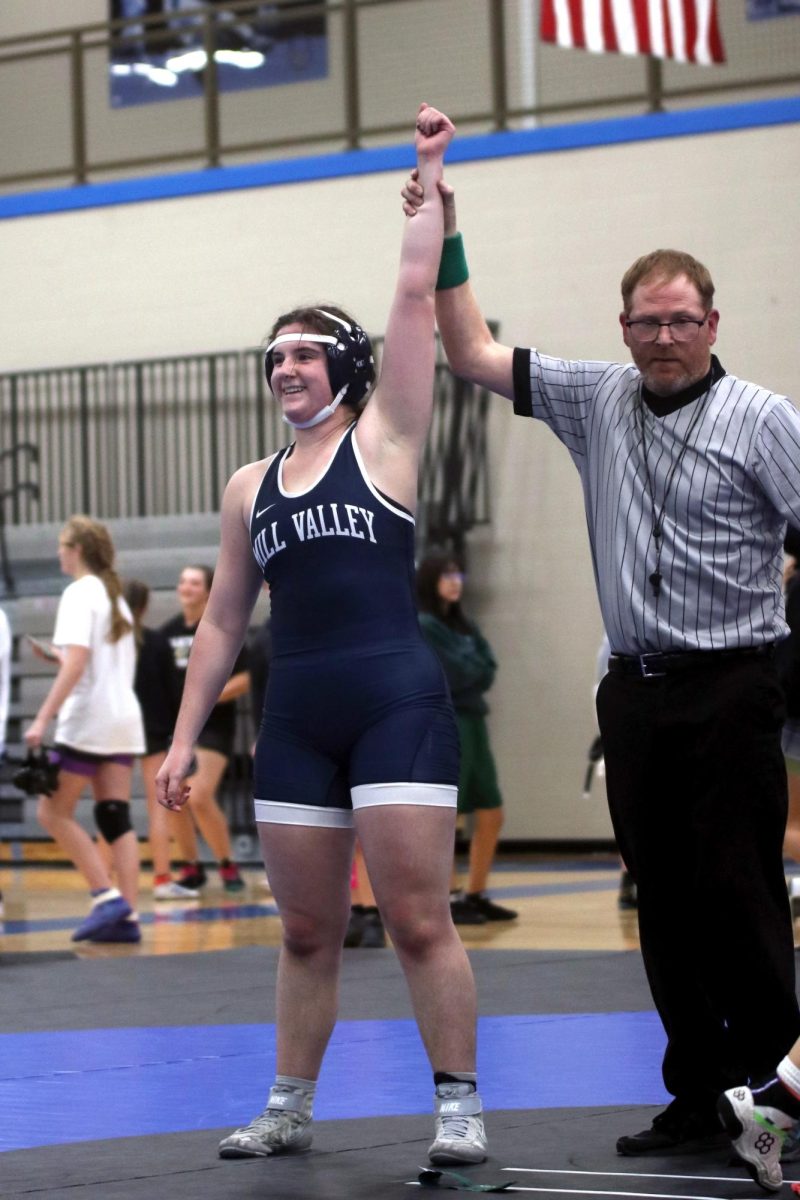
left=436, top=232, right=469, bottom=290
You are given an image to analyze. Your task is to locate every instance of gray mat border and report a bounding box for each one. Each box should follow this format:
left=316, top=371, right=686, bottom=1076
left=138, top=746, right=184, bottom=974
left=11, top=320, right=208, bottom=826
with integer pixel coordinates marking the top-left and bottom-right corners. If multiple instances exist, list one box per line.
left=1, top=946, right=655, bottom=1031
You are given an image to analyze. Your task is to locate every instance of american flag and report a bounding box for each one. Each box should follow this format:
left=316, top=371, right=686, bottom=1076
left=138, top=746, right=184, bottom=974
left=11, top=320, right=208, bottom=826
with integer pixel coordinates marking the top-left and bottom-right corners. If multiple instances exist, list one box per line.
left=540, top=0, right=726, bottom=65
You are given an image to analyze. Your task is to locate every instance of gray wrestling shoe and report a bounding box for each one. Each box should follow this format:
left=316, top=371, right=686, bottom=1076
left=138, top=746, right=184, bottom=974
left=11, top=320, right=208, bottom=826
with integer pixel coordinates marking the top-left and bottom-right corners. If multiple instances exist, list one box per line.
left=428, top=1082, right=488, bottom=1165
left=218, top=1084, right=313, bottom=1158
left=717, top=1085, right=790, bottom=1193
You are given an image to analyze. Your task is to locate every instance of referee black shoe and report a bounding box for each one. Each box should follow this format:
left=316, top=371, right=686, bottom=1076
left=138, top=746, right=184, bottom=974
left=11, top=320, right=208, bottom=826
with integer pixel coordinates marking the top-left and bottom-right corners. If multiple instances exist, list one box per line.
left=616, top=1100, right=725, bottom=1156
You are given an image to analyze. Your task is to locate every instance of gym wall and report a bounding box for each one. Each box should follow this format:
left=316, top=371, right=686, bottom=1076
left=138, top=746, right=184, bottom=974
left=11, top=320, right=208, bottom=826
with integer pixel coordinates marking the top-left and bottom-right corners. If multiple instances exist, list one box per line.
left=0, top=1, right=797, bottom=841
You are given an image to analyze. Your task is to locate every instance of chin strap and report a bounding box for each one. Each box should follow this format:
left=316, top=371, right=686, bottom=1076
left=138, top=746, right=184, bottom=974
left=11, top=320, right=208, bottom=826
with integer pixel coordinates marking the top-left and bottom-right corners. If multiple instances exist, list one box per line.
left=282, top=383, right=350, bottom=430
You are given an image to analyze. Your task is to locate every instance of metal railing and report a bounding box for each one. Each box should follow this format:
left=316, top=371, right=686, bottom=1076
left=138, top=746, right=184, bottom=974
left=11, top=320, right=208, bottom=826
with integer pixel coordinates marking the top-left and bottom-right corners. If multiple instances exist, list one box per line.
left=0, top=0, right=797, bottom=192
left=0, top=335, right=492, bottom=550
left=0, top=445, right=40, bottom=594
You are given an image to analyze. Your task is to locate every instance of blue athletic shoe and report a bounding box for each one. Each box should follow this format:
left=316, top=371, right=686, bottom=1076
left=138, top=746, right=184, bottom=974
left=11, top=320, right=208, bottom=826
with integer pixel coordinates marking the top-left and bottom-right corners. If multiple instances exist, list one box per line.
left=87, top=919, right=141, bottom=944
left=71, top=895, right=132, bottom=942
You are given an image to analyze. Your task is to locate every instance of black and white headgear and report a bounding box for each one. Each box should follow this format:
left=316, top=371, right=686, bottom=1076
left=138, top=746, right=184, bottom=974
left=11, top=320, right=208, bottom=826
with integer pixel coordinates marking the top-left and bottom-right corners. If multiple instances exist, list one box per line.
left=264, top=309, right=375, bottom=430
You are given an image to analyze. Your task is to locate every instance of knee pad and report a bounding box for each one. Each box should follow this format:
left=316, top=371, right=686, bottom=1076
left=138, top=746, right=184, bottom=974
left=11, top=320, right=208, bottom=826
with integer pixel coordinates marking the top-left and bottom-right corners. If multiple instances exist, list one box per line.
left=93, top=800, right=133, bottom=844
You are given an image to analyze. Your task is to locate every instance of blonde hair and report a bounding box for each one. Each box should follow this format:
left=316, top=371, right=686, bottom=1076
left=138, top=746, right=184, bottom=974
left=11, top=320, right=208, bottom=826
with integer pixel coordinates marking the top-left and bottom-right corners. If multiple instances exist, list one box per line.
left=620, top=249, right=715, bottom=315
left=62, top=515, right=132, bottom=644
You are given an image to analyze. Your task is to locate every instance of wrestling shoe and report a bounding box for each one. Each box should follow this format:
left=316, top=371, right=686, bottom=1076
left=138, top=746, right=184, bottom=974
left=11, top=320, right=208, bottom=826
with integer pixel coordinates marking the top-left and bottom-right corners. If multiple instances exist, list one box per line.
left=717, top=1085, right=790, bottom=1192
left=72, top=894, right=132, bottom=942
left=428, top=1082, right=488, bottom=1165
left=154, top=879, right=200, bottom=900
left=219, top=1085, right=313, bottom=1158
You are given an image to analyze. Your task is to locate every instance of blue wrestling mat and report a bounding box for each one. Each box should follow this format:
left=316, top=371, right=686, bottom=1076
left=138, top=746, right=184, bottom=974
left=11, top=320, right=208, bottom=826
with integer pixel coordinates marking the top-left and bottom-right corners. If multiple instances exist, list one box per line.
left=1, top=1011, right=668, bottom=1151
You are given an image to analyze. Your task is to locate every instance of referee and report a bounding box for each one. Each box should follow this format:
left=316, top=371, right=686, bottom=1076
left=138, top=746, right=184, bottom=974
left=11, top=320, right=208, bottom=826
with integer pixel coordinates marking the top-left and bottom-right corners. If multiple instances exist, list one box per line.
left=403, top=177, right=800, bottom=1156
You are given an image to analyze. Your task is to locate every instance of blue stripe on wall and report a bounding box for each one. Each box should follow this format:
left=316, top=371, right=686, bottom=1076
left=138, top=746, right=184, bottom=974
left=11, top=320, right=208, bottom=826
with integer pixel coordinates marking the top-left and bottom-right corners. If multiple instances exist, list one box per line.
left=0, top=1011, right=668, bottom=1151
left=0, top=96, right=797, bottom=222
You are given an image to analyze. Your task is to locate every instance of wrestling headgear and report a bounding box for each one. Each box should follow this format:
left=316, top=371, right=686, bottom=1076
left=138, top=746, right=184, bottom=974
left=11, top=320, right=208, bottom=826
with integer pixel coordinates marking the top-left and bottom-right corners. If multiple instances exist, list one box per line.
left=264, top=308, right=375, bottom=430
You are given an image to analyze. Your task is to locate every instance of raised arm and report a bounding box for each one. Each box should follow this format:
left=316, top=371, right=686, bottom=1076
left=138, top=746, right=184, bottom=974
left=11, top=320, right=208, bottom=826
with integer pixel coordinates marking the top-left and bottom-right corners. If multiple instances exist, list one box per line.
left=360, top=104, right=454, bottom=456
left=156, top=463, right=264, bottom=810
left=402, top=172, right=515, bottom=400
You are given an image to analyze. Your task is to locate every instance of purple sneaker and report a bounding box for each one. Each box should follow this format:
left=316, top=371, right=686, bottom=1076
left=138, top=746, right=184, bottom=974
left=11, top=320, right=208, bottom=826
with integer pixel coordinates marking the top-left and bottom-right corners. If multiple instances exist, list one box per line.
left=88, top=919, right=141, bottom=944
left=72, top=895, right=132, bottom=942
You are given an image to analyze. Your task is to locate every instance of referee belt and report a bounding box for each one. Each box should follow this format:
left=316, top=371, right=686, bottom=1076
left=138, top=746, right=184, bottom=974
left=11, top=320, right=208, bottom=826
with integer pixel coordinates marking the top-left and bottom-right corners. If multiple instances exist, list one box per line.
left=607, top=643, right=775, bottom=679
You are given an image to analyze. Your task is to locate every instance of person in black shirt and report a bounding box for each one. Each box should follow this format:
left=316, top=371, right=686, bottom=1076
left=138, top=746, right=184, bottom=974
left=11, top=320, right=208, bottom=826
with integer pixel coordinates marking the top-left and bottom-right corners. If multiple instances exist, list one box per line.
left=124, top=579, right=199, bottom=900
left=161, top=564, right=249, bottom=892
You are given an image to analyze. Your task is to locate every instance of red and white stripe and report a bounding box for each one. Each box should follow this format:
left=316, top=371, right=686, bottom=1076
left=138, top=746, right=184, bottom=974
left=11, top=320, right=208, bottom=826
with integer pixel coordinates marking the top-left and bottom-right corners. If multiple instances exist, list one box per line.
left=540, top=0, right=726, bottom=65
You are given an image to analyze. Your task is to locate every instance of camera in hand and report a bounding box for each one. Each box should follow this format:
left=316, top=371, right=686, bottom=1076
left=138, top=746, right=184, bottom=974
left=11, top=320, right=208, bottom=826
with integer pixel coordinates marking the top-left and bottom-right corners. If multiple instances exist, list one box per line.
left=13, top=748, right=60, bottom=796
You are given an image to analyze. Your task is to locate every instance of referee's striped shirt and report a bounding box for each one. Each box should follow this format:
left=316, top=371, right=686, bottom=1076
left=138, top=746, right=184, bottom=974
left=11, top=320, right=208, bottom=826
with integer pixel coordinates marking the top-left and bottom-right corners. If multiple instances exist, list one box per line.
left=512, top=348, right=800, bottom=656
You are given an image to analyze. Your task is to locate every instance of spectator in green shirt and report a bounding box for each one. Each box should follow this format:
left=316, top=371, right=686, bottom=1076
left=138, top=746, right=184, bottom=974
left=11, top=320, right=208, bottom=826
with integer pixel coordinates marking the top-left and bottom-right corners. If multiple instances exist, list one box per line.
left=416, top=552, right=517, bottom=924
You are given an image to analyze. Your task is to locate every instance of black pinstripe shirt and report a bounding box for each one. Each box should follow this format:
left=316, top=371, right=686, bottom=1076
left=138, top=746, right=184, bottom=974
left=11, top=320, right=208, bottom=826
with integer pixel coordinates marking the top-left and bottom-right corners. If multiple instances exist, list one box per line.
left=513, top=348, right=800, bottom=655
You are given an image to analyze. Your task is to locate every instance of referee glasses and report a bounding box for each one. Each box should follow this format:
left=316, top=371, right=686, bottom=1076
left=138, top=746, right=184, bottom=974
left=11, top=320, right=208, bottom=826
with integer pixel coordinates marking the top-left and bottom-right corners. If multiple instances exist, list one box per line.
left=624, top=316, right=709, bottom=343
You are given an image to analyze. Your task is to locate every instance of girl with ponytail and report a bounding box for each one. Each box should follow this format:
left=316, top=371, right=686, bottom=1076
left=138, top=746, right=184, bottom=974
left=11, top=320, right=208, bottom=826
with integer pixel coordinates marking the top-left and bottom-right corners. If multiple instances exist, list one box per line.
left=25, top=514, right=146, bottom=944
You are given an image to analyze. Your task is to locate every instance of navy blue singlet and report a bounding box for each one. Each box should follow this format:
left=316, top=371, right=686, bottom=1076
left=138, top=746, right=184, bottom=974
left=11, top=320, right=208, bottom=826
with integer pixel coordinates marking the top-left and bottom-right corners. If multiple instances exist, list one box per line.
left=249, top=423, right=459, bottom=823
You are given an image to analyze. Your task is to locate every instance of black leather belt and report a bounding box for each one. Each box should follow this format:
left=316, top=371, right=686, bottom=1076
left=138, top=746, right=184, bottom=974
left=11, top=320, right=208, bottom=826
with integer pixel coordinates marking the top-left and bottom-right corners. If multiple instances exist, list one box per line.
left=607, top=644, right=775, bottom=679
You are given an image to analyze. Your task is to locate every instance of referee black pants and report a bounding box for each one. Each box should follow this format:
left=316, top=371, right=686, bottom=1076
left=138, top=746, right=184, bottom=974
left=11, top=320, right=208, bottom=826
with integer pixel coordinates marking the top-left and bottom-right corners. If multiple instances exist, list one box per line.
left=597, top=655, right=800, bottom=1111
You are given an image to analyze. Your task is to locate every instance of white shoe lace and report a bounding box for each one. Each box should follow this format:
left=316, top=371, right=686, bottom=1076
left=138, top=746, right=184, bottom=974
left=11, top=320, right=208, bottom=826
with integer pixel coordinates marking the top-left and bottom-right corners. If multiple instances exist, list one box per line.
left=228, top=1099, right=311, bottom=1147
left=237, top=1108, right=291, bottom=1137
left=438, top=1114, right=473, bottom=1141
